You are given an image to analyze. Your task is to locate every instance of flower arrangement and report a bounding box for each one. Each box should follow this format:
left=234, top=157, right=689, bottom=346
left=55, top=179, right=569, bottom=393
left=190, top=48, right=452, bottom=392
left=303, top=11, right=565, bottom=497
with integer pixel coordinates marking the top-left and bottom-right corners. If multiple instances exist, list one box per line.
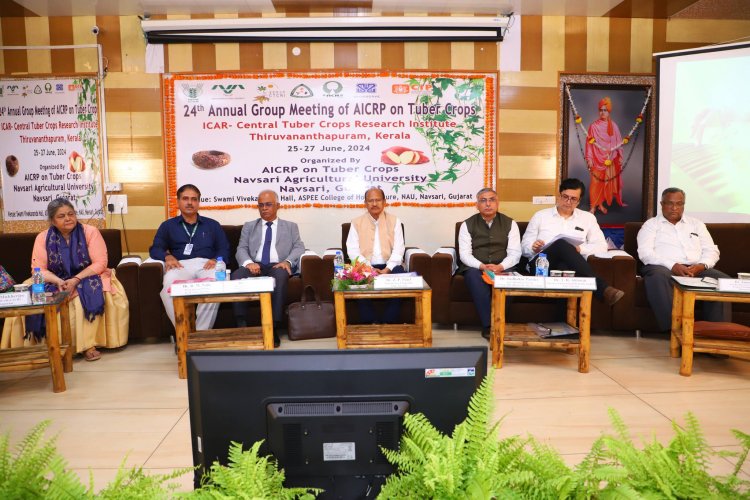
left=332, top=257, right=374, bottom=290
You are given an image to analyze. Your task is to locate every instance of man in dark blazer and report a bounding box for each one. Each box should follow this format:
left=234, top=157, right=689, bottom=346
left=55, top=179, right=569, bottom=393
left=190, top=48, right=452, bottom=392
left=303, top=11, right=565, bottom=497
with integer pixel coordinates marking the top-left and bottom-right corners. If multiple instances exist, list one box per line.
left=232, top=189, right=305, bottom=346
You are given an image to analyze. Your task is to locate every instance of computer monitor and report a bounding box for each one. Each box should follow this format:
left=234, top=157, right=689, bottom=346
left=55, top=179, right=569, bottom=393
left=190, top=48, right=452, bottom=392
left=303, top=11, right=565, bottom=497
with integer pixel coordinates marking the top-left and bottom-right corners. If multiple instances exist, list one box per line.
left=186, top=347, right=487, bottom=498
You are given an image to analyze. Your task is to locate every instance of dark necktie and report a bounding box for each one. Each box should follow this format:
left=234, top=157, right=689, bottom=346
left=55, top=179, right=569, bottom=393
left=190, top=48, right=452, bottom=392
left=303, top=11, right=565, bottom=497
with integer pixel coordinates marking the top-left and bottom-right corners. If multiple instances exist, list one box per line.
left=260, top=221, right=272, bottom=266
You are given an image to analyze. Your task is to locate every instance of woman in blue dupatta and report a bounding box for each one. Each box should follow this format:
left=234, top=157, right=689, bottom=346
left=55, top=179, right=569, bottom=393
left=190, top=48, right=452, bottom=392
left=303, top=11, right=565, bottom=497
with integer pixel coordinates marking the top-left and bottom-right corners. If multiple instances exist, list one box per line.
left=1, top=199, right=129, bottom=360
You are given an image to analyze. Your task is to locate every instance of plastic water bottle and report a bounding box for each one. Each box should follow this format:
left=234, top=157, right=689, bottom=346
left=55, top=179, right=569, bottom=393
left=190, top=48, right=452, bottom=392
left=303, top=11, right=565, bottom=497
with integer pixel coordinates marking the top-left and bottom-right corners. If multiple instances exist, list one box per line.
left=214, top=257, right=227, bottom=281
left=31, top=267, right=46, bottom=304
left=334, top=251, right=345, bottom=277
left=535, top=253, right=549, bottom=277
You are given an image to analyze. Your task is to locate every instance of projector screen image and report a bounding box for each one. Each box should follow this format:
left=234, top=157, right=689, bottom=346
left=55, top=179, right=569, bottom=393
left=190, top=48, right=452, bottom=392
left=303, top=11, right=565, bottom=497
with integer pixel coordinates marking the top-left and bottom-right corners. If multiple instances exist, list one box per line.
left=657, top=42, right=750, bottom=222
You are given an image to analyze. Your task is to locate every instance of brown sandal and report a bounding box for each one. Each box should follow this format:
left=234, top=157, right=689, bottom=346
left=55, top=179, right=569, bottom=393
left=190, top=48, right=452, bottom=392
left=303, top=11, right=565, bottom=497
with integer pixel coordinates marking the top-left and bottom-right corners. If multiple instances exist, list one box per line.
left=84, top=348, right=101, bottom=361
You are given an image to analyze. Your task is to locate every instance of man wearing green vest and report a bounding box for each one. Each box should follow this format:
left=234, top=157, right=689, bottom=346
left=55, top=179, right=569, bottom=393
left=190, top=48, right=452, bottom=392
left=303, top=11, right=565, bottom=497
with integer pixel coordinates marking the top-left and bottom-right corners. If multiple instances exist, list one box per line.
left=458, top=187, right=522, bottom=339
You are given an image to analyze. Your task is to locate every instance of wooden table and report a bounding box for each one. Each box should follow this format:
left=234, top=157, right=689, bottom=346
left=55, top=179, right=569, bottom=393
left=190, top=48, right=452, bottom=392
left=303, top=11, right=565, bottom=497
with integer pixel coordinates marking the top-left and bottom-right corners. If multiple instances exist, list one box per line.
left=0, top=292, right=73, bottom=392
left=670, top=283, right=750, bottom=376
left=333, top=285, right=432, bottom=349
left=491, top=287, right=593, bottom=372
left=172, top=291, right=273, bottom=379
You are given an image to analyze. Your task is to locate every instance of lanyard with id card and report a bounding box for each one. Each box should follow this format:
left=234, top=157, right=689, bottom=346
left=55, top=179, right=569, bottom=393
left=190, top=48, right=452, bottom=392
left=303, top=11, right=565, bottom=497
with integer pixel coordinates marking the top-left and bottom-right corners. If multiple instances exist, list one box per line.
left=182, top=222, right=198, bottom=255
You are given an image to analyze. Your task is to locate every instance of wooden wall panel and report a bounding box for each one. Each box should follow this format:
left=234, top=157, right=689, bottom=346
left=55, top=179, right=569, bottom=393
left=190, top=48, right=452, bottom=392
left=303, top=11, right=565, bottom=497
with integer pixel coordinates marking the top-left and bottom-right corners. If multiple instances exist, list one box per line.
left=520, top=15, right=542, bottom=71
left=25, top=17, right=51, bottom=74
left=564, top=17, right=587, bottom=72
left=473, top=41, right=496, bottom=71
left=381, top=41, right=405, bottom=69
left=497, top=133, right=556, bottom=158
left=499, top=86, right=557, bottom=110
left=192, top=43, right=217, bottom=73
left=357, top=42, right=380, bottom=68
left=2, top=16, right=27, bottom=74
left=97, top=15, right=122, bottom=73
left=608, top=17, right=631, bottom=73
left=498, top=179, right=557, bottom=202
left=428, top=41, right=451, bottom=69
left=333, top=42, right=358, bottom=68
left=287, top=42, right=311, bottom=69
left=239, top=42, right=264, bottom=70
left=104, top=88, right=161, bottom=112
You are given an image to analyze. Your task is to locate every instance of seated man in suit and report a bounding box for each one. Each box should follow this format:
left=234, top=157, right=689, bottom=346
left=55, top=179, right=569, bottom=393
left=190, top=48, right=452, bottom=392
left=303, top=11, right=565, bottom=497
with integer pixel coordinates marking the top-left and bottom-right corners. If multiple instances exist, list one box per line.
left=637, top=187, right=731, bottom=331
left=150, top=184, right=230, bottom=331
left=521, top=178, right=624, bottom=306
left=232, top=189, right=305, bottom=346
left=458, top=187, right=522, bottom=339
left=346, top=186, right=405, bottom=323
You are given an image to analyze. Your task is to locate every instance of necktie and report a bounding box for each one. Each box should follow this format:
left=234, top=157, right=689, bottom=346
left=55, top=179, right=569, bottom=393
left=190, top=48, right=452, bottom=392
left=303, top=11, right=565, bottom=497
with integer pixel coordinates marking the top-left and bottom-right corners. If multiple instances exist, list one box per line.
left=260, top=221, right=272, bottom=266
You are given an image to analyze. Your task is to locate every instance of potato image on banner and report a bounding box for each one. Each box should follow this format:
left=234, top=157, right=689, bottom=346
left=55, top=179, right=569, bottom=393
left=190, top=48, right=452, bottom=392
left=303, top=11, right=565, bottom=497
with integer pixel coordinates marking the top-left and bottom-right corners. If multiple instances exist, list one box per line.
left=5, top=155, right=20, bottom=177
left=381, top=146, right=430, bottom=165
left=192, top=150, right=231, bottom=169
left=68, top=151, right=86, bottom=172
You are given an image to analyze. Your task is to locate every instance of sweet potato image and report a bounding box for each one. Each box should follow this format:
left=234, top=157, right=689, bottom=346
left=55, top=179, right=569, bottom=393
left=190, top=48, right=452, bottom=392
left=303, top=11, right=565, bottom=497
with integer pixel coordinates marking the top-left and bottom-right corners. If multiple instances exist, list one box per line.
left=5, top=155, right=19, bottom=177
left=380, top=146, right=430, bottom=165
left=415, top=151, right=430, bottom=164
left=68, top=151, right=85, bottom=172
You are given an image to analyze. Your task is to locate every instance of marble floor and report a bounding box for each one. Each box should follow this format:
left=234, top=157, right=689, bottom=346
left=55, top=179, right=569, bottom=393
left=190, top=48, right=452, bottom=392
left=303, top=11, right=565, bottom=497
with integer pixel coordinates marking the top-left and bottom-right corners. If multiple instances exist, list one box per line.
left=1, top=328, right=749, bottom=492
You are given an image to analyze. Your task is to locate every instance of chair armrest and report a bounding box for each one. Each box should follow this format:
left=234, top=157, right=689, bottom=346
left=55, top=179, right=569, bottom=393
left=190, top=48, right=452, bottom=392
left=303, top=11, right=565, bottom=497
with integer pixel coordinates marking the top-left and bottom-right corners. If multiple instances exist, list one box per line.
left=431, top=251, right=455, bottom=323
left=114, top=261, right=140, bottom=339
left=118, top=255, right=143, bottom=266
left=408, top=252, right=431, bottom=284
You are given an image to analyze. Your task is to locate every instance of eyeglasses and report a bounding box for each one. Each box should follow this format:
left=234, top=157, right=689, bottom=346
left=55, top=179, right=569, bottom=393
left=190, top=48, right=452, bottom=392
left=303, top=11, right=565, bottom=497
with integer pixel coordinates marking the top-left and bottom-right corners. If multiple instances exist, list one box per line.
left=258, top=202, right=276, bottom=208
left=560, top=194, right=580, bottom=204
left=662, top=201, right=685, bottom=207
left=366, top=198, right=384, bottom=204
left=477, top=197, right=497, bottom=205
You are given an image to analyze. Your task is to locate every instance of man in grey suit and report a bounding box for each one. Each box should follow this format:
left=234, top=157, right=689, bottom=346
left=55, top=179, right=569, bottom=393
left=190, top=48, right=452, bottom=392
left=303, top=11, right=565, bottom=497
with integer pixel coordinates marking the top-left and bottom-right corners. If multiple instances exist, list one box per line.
left=232, top=189, right=305, bottom=346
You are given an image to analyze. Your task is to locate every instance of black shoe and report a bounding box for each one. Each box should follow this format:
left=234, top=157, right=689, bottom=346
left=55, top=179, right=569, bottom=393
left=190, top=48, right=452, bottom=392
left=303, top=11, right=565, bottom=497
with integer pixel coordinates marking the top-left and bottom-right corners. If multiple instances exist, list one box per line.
left=481, top=327, right=490, bottom=340
left=273, top=333, right=281, bottom=348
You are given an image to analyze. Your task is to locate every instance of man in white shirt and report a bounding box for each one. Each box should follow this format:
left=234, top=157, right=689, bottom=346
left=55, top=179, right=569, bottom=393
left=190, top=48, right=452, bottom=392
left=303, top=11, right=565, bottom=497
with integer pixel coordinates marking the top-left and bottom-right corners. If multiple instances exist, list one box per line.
left=346, top=187, right=405, bottom=323
left=522, top=178, right=624, bottom=306
left=232, top=189, right=306, bottom=346
left=637, top=187, right=730, bottom=331
left=458, top=187, right=522, bottom=339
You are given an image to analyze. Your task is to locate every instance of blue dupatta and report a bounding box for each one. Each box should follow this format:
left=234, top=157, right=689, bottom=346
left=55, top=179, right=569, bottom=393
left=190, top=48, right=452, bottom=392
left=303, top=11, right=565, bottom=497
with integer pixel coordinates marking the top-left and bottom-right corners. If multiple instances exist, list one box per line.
left=25, top=223, right=105, bottom=340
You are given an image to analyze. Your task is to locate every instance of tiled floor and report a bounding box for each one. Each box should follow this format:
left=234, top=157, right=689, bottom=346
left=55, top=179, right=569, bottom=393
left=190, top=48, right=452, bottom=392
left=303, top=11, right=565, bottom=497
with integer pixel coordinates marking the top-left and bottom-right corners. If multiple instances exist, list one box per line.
left=1, top=328, right=749, bottom=492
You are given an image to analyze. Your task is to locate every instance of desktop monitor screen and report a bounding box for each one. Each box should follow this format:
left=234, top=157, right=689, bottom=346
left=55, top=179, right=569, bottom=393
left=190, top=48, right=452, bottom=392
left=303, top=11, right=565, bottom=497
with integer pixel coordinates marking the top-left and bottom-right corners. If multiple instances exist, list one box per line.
left=186, top=347, right=487, bottom=498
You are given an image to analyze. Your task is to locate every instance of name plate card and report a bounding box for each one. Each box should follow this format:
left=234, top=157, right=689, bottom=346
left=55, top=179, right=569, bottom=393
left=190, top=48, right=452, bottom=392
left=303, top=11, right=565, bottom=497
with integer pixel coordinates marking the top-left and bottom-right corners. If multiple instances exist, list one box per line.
left=494, top=275, right=545, bottom=289
left=0, top=292, right=32, bottom=307
left=544, top=277, right=597, bottom=290
left=374, top=275, right=424, bottom=290
left=494, top=276, right=596, bottom=290
left=718, top=279, right=750, bottom=293
left=170, top=277, right=275, bottom=297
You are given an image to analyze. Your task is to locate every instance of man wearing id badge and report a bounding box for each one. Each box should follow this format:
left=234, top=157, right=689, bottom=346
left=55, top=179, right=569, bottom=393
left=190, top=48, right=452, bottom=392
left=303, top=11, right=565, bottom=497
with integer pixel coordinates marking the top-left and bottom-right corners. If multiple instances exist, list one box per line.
left=150, top=184, right=230, bottom=331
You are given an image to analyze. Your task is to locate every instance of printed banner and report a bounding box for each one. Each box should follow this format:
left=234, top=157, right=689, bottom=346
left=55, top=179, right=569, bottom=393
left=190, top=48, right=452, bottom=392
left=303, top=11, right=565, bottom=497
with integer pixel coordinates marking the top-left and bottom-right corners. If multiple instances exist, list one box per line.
left=0, top=77, right=103, bottom=221
left=163, top=71, right=496, bottom=215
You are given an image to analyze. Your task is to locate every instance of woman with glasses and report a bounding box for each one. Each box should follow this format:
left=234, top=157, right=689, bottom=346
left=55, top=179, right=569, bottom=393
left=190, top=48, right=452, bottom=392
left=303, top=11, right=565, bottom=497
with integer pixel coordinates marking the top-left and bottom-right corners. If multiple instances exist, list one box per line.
left=1, top=198, right=129, bottom=361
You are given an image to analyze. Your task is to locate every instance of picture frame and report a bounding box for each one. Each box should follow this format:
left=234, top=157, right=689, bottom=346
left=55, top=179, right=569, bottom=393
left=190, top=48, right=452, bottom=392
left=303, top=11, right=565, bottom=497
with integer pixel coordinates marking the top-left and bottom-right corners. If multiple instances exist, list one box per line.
left=558, top=73, right=656, bottom=225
